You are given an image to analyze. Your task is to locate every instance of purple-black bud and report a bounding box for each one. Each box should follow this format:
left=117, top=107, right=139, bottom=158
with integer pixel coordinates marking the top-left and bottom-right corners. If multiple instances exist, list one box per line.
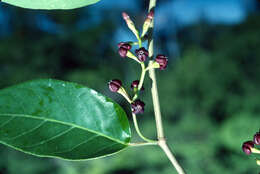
left=254, top=132, right=260, bottom=145
left=108, top=79, right=122, bottom=92
left=155, top=54, right=168, bottom=70
left=118, top=42, right=132, bottom=50
left=118, top=47, right=128, bottom=58
left=131, top=99, right=145, bottom=114
left=242, top=141, right=255, bottom=155
left=118, top=42, right=132, bottom=58
left=135, top=47, right=149, bottom=62
left=131, top=80, right=144, bottom=91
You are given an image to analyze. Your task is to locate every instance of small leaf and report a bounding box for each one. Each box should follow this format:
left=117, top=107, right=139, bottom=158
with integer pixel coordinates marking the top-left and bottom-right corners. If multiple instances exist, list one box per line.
left=2, top=0, right=100, bottom=10
left=0, top=79, right=131, bottom=160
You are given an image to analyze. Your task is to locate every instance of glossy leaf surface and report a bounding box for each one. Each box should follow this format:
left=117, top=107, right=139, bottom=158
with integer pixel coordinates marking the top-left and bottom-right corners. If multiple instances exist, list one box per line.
left=2, top=0, right=100, bottom=10
left=0, top=79, right=131, bottom=160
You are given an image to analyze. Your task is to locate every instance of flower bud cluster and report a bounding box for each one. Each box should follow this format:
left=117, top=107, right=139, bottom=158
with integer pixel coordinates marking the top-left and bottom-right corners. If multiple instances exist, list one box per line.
left=119, top=12, right=168, bottom=70
left=242, top=131, right=260, bottom=155
left=108, top=79, right=146, bottom=115
left=108, top=11, right=171, bottom=115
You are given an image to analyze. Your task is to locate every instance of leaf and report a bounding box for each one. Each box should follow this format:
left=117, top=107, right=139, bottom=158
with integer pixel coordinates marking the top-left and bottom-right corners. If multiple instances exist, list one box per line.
left=0, top=79, right=131, bottom=160
left=2, top=0, right=100, bottom=10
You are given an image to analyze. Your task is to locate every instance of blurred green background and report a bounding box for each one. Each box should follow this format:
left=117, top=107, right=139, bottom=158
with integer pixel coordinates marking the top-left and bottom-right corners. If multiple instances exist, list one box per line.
left=0, top=0, right=260, bottom=173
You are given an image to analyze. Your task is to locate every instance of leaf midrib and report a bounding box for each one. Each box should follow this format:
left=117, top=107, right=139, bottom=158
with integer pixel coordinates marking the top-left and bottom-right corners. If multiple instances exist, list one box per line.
left=0, top=113, right=128, bottom=146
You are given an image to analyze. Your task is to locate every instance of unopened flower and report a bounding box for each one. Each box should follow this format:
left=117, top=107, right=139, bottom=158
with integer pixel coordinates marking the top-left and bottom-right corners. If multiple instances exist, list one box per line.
left=254, top=132, right=260, bottom=145
left=131, top=80, right=144, bottom=91
left=108, top=79, right=122, bottom=92
left=131, top=99, right=145, bottom=114
left=242, top=141, right=255, bottom=155
left=141, top=10, right=154, bottom=37
left=118, top=42, right=132, bottom=50
left=155, top=55, right=168, bottom=70
left=122, top=12, right=139, bottom=39
left=118, top=42, right=132, bottom=58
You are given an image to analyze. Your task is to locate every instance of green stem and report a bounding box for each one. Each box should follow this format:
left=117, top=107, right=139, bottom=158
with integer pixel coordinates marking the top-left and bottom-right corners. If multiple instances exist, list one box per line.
left=147, top=0, right=186, bottom=174
left=252, top=148, right=260, bottom=154
left=132, top=113, right=157, bottom=143
left=129, top=142, right=158, bottom=147
left=138, top=38, right=142, bottom=48
left=138, top=63, right=146, bottom=91
left=132, top=63, right=146, bottom=101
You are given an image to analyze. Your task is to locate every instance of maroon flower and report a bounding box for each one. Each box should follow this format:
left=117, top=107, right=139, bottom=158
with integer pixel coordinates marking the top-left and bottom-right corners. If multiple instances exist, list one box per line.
left=155, top=55, right=168, bottom=70
left=131, top=80, right=144, bottom=91
left=254, top=132, right=260, bottom=145
left=118, top=42, right=132, bottom=58
left=131, top=99, right=145, bottom=114
left=117, top=42, right=132, bottom=50
left=135, top=47, right=149, bottom=62
left=108, top=79, right=122, bottom=92
left=242, top=141, right=255, bottom=155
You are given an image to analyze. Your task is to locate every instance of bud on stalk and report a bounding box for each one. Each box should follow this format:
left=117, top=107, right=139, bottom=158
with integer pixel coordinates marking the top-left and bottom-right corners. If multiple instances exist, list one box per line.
left=141, top=10, right=154, bottom=37
left=118, top=42, right=132, bottom=58
left=122, top=12, right=140, bottom=39
left=254, top=132, right=260, bottom=145
left=108, top=79, right=122, bottom=92
left=242, top=141, right=255, bottom=155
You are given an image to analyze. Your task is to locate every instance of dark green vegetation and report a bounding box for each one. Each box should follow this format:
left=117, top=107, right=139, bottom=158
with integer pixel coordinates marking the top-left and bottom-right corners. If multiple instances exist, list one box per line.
left=0, top=79, right=130, bottom=160
left=0, top=7, right=259, bottom=174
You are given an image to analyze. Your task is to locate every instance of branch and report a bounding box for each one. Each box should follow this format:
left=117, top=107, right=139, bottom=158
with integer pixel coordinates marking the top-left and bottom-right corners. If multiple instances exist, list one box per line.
left=147, top=0, right=186, bottom=174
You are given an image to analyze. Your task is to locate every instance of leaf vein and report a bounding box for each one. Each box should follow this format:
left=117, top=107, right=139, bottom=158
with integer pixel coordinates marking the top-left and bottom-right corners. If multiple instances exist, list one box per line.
left=6, top=120, right=46, bottom=141
left=0, top=117, right=14, bottom=129
left=53, top=134, right=99, bottom=154
left=24, top=127, right=75, bottom=148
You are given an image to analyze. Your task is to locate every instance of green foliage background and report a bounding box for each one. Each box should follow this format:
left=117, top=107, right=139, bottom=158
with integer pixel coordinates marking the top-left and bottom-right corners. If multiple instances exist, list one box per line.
left=0, top=4, right=260, bottom=174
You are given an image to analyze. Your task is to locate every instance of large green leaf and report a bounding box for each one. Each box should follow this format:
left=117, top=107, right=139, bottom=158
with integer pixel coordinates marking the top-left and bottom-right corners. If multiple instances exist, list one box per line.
left=0, top=79, right=131, bottom=160
left=2, top=0, right=100, bottom=10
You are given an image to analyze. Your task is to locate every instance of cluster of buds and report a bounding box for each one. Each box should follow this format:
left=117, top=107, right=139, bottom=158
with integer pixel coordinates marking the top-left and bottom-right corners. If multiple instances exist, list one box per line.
left=118, top=11, right=168, bottom=68
left=108, top=79, right=145, bottom=115
left=108, top=11, right=169, bottom=115
left=242, top=131, right=260, bottom=155
left=242, top=131, right=260, bottom=167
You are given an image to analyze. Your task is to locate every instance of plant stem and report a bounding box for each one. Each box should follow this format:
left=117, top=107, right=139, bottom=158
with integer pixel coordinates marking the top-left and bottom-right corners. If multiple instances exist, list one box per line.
left=252, top=148, right=260, bottom=154
left=147, top=0, right=186, bottom=174
left=138, top=63, right=146, bottom=91
left=133, top=63, right=146, bottom=101
left=129, top=142, right=158, bottom=147
left=132, top=113, right=157, bottom=143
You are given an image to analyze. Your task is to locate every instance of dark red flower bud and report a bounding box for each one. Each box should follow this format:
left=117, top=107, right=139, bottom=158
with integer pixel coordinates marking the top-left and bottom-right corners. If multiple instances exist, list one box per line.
left=117, top=42, right=132, bottom=50
left=108, top=79, right=122, bottom=92
left=242, top=141, right=255, bottom=155
left=155, top=54, right=168, bottom=70
left=131, top=99, right=145, bottom=114
left=135, top=47, right=149, bottom=62
left=118, top=47, right=128, bottom=58
left=254, top=132, right=260, bottom=145
left=118, top=42, right=132, bottom=58
left=131, top=80, right=144, bottom=91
